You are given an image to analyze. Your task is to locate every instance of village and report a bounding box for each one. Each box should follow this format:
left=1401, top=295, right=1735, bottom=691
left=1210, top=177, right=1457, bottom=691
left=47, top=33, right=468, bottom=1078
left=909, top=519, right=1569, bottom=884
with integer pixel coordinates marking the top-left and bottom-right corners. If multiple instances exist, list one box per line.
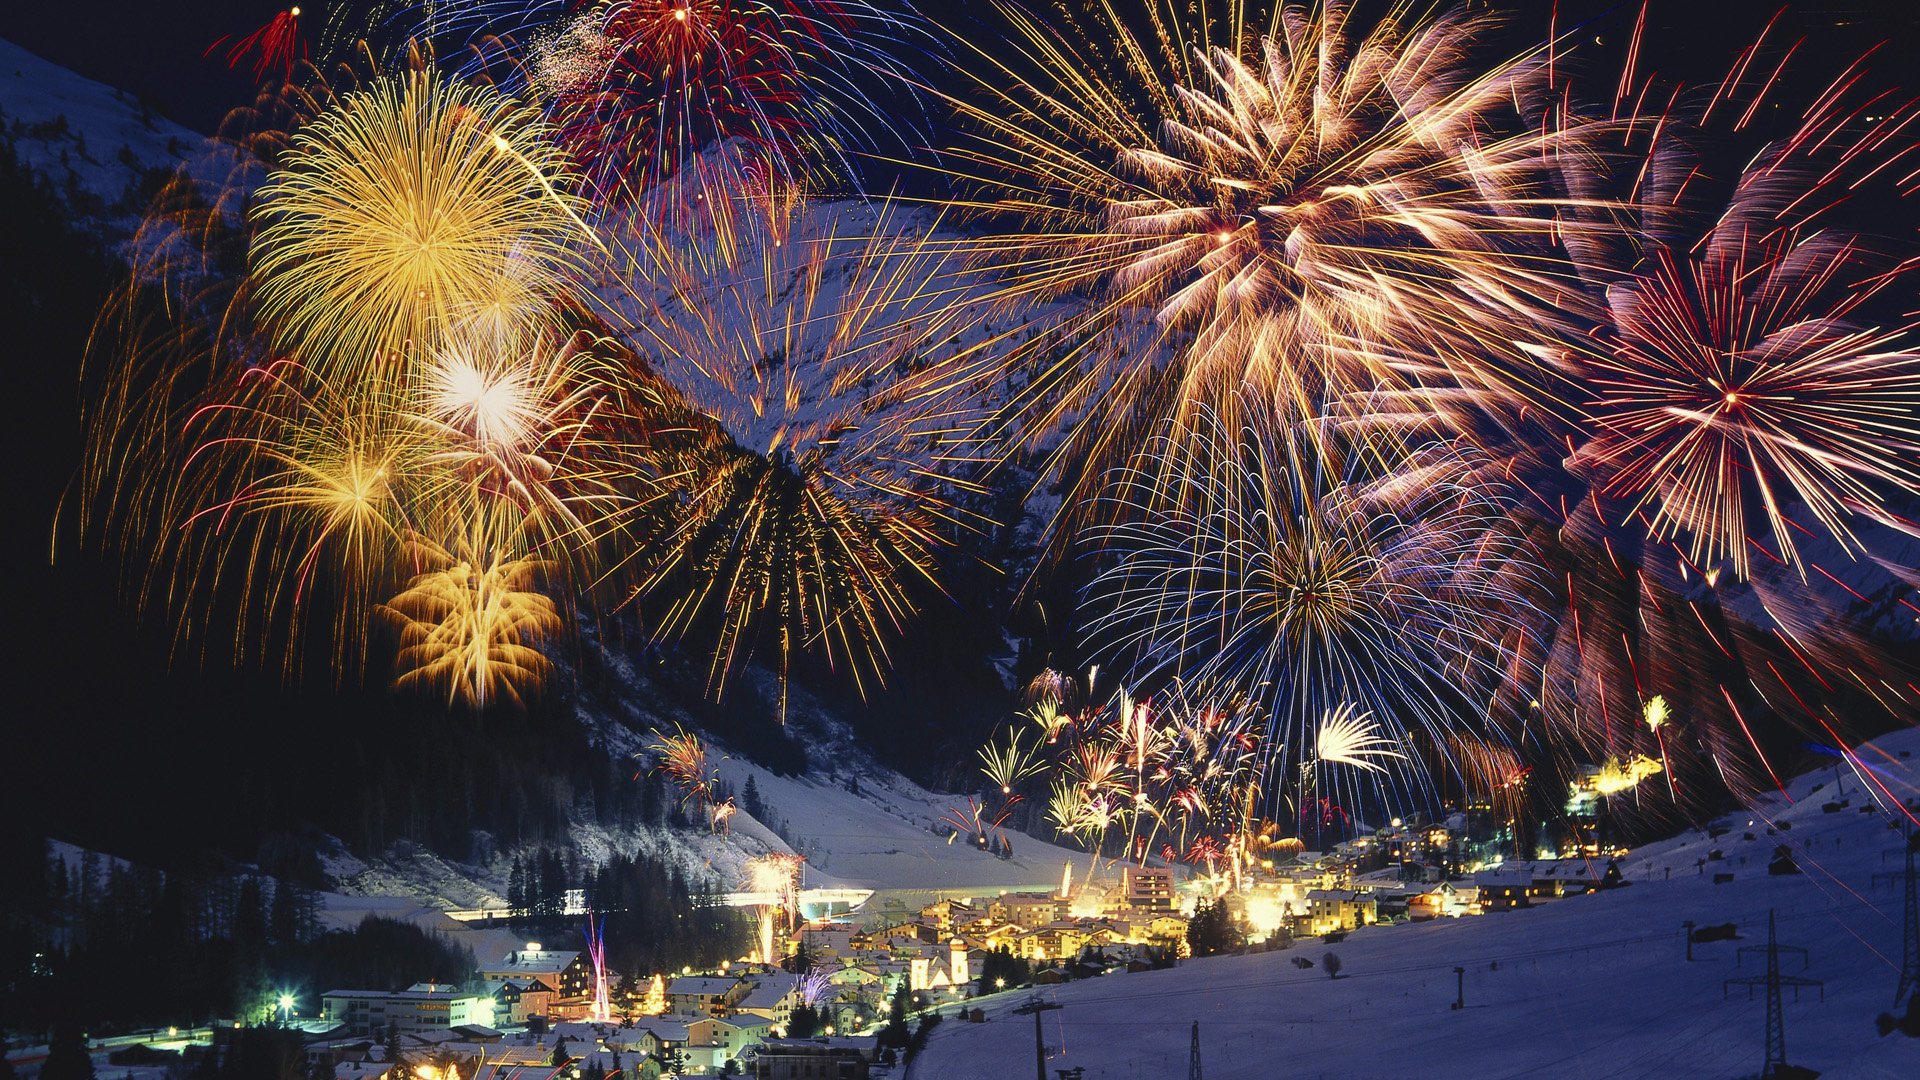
left=280, top=803, right=1638, bottom=1079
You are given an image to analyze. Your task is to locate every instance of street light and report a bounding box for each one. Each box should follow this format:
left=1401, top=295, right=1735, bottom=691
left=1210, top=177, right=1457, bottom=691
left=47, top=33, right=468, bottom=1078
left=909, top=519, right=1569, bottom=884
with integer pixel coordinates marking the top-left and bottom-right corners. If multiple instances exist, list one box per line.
left=278, top=993, right=295, bottom=1024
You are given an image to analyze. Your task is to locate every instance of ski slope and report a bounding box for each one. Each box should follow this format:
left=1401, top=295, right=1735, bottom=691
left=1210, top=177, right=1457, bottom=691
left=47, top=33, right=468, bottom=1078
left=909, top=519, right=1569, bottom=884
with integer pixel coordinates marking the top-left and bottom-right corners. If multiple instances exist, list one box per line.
left=912, top=728, right=1920, bottom=1080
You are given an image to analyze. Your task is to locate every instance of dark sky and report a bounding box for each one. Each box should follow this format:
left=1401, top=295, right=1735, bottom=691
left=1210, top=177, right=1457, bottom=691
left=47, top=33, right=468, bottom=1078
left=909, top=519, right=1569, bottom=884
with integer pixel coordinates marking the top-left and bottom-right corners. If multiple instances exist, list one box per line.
left=4, top=0, right=1917, bottom=862
left=5, top=2, right=1914, bottom=137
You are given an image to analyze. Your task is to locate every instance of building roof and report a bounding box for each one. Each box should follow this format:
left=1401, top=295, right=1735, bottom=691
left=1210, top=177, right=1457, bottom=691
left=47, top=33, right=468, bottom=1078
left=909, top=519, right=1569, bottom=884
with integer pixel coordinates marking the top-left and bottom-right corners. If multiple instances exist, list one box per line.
left=323, top=987, right=486, bottom=1002
left=666, top=975, right=744, bottom=997
left=485, top=949, right=581, bottom=974
left=1473, top=869, right=1533, bottom=887
left=734, top=974, right=800, bottom=1012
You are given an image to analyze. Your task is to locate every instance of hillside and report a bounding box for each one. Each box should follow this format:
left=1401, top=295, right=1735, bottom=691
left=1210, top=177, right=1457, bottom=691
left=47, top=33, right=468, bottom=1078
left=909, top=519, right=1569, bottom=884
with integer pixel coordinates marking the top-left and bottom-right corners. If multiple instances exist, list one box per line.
left=912, top=728, right=1920, bottom=1080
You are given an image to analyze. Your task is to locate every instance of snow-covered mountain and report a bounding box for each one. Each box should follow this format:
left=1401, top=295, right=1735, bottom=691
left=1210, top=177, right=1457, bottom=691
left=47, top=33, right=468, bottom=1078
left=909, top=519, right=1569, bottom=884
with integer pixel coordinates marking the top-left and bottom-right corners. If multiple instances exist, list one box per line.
left=1, top=37, right=200, bottom=234
left=914, top=727, right=1920, bottom=1080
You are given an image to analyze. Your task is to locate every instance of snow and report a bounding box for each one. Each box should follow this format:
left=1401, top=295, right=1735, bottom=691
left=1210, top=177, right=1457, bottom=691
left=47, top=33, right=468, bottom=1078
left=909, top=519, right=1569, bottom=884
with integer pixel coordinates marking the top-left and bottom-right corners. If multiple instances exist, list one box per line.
left=912, top=728, right=1920, bottom=1080
left=0, top=36, right=199, bottom=230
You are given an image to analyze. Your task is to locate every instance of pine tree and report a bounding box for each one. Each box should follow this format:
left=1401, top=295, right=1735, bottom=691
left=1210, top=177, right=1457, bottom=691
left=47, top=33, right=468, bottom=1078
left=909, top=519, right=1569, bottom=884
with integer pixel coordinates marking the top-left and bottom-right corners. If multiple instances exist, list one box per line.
left=41, top=1017, right=94, bottom=1080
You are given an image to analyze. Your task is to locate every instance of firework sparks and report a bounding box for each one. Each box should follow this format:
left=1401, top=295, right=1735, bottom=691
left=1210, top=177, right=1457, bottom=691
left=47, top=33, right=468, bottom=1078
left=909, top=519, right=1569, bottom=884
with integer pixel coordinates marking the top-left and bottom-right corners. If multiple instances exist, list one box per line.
left=607, top=203, right=987, bottom=712
left=251, top=68, right=588, bottom=384
left=1082, top=400, right=1536, bottom=811
left=645, top=724, right=716, bottom=809
left=207, top=7, right=307, bottom=84
left=544, top=0, right=933, bottom=241
left=383, top=528, right=560, bottom=709
left=938, top=0, right=1608, bottom=534
left=1314, top=705, right=1408, bottom=774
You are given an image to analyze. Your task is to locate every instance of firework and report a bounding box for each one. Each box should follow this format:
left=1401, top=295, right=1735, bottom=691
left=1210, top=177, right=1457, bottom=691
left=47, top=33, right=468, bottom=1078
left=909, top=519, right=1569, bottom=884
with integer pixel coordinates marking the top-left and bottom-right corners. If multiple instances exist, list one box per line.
left=251, top=68, right=589, bottom=384
left=978, top=729, right=1045, bottom=795
left=1427, top=20, right=1920, bottom=812
left=607, top=203, right=986, bottom=711
left=383, top=525, right=560, bottom=709
left=208, top=7, right=307, bottom=84
left=1082, top=401, right=1535, bottom=819
left=541, top=0, right=933, bottom=241
left=1314, top=705, right=1407, bottom=774
left=939, top=0, right=1607, bottom=532
left=410, top=325, right=634, bottom=552
left=645, top=723, right=716, bottom=808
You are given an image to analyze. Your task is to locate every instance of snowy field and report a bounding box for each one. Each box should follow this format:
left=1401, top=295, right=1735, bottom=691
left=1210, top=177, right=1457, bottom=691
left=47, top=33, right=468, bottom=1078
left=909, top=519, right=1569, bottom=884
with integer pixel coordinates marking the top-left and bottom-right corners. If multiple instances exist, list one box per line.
left=912, top=729, right=1920, bottom=1080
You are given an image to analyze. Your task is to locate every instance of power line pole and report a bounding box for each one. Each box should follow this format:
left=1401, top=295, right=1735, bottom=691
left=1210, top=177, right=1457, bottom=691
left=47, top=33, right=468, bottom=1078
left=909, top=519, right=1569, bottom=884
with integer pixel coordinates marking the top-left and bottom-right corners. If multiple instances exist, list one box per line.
left=1763, top=911, right=1786, bottom=1078
left=1898, top=826, right=1918, bottom=1009
left=1723, top=909, right=1823, bottom=1079
left=1013, top=998, right=1063, bottom=1080
left=1187, top=1020, right=1203, bottom=1080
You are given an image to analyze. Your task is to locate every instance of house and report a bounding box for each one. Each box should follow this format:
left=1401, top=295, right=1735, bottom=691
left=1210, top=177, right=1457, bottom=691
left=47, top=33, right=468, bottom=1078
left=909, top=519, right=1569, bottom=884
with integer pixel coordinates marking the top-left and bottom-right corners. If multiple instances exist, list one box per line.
left=1474, top=869, right=1536, bottom=910
left=800, top=924, right=856, bottom=959
left=991, top=892, right=1066, bottom=930
left=1506, top=860, right=1605, bottom=898
left=480, top=945, right=590, bottom=1001
left=918, top=898, right=978, bottom=934
left=1122, top=867, right=1176, bottom=914
left=1303, top=890, right=1376, bottom=935
left=321, top=985, right=496, bottom=1038
left=751, top=1038, right=872, bottom=1080
left=603, top=1018, right=690, bottom=1058
left=1407, top=883, right=1467, bottom=921
left=482, top=977, right=556, bottom=1025
left=733, top=973, right=803, bottom=1026
left=1021, top=921, right=1089, bottom=962
left=666, top=974, right=749, bottom=1017
left=685, top=1014, right=777, bottom=1071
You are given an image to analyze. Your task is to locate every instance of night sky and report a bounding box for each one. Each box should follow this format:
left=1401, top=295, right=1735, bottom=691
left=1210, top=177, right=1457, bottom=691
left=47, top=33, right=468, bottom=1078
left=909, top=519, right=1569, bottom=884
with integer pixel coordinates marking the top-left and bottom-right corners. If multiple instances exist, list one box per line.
left=4, top=0, right=1918, bottom=864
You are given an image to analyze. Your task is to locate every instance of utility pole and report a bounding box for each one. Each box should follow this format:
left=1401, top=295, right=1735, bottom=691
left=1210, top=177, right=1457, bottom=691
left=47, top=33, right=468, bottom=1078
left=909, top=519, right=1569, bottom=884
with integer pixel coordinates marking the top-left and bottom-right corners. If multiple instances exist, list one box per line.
left=1898, top=826, right=1918, bottom=1009
left=1013, top=998, right=1063, bottom=1080
left=1187, top=1020, right=1203, bottom=1080
left=1724, top=910, right=1824, bottom=1079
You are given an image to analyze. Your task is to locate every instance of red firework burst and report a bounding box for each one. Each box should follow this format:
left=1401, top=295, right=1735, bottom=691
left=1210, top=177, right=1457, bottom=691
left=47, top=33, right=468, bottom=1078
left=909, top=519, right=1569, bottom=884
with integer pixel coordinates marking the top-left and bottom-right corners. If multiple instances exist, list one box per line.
left=207, top=7, right=307, bottom=84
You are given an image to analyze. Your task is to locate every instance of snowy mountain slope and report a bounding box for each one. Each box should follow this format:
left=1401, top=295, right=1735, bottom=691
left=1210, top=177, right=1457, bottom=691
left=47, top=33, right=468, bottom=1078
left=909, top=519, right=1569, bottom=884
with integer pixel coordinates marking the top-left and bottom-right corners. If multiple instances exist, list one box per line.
left=317, top=641, right=1085, bottom=916
left=1, top=37, right=199, bottom=232
left=913, top=728, right=1920, bottom=1080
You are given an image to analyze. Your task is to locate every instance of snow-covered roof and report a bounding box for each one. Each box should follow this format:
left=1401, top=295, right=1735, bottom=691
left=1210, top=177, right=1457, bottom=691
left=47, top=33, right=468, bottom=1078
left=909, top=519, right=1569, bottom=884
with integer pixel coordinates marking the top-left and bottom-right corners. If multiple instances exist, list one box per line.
left=666, top=975, right=743, bottom=997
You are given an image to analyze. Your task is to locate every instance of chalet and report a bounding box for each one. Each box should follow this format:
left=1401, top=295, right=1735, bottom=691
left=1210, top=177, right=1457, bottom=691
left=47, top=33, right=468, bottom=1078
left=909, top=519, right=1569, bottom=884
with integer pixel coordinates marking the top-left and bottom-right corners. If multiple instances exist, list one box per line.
left=480, top=945, right=590, bottom=1000
left=666, top=974, right=749, bottom=1017
left=603, top=1018, right=689, bottom=1058
left=1505, top=860, right=1605, bottom=898
left=918, top=898, right=979, bottom=934
left=482, top=977, right=556, bottom=1025
left=686, top=1014, right=778, bottom=1067
left=734, top=973, right=803, bottom=1026
left=1473, top=869, right=1536, bottom=911
left=800, top=924, right=856, bottom=959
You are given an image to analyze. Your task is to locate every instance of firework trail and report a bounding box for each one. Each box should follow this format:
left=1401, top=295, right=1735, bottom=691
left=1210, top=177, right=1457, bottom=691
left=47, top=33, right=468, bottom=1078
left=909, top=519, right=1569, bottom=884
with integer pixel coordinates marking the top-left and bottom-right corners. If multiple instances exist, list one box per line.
left=1080, top=399, right=1537, bottom=823
left=933, top=0, right=1610, bottom=545
left=602, top=201, right=990, bottom=714
left=251, top=68, right=589, bottom=385
left=208, top=7, right=308, bottom=84
left=1396, top=14, right=1920, bottom=817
